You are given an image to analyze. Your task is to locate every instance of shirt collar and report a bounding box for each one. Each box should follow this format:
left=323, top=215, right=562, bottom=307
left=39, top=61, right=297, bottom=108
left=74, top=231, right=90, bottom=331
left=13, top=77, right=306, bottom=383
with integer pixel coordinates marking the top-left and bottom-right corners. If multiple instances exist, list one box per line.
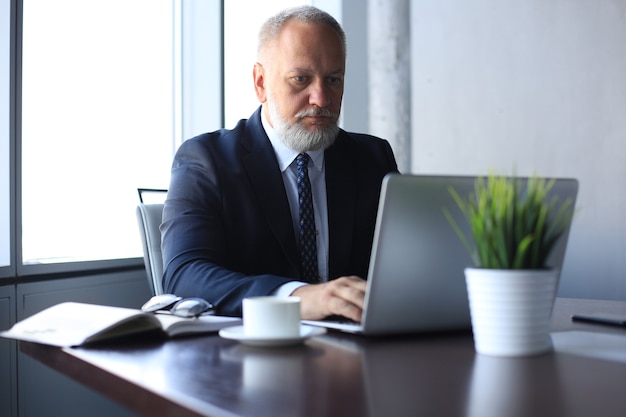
left=261, top=105, right=324, bottom=173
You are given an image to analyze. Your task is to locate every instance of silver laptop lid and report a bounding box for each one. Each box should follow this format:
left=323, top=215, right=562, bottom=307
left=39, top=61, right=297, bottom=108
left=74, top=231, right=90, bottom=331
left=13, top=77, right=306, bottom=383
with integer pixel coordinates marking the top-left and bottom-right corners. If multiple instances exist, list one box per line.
left=358, top=174, right=578, bottom=335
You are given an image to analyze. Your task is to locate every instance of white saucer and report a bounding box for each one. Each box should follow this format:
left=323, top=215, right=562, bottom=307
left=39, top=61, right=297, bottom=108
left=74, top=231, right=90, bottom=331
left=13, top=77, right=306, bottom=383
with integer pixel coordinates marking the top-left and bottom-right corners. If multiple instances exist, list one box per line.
left=219, top=325, right=326, bottom=347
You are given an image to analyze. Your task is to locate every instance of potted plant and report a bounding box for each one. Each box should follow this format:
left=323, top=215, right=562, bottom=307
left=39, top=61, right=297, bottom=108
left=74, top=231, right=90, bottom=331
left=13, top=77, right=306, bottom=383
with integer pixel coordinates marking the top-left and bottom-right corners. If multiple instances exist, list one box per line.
left=444, top=174, right=576, bottom=356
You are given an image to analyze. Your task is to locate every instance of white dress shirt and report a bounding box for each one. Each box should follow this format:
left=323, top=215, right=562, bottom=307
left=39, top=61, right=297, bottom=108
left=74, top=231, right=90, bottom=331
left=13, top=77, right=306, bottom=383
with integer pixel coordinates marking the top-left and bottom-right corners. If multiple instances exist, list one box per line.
left=261, top=108, right=329, bottom=296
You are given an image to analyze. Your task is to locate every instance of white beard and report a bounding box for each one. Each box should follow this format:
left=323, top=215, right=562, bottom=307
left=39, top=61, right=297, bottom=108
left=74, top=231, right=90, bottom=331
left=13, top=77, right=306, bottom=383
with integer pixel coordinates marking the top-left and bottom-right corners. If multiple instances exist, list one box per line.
left=266, top=90, right=340, bottom=153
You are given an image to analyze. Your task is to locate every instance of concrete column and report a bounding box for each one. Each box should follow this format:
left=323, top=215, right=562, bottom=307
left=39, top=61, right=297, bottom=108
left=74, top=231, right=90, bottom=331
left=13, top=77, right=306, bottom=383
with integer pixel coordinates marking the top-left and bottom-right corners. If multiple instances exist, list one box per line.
left=367, top=0, right=411, bottom=173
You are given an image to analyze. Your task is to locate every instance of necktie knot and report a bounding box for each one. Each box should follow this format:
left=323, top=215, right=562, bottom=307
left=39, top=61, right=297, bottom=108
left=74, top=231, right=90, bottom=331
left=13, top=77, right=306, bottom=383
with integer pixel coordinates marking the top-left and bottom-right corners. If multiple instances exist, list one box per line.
left=296, top=153, right=310, bottom=173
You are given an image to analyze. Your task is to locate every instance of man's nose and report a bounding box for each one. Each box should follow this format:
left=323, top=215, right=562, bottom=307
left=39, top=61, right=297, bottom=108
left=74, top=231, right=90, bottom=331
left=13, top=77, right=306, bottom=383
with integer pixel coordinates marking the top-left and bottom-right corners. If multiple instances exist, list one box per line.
left=308, top=80, right=331, bottom=108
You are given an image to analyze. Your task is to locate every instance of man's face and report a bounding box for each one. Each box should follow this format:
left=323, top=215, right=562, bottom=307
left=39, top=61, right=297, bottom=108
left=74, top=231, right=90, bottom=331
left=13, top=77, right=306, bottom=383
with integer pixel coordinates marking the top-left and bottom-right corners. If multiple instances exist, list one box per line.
left=254, top=20, right=345, bottom=152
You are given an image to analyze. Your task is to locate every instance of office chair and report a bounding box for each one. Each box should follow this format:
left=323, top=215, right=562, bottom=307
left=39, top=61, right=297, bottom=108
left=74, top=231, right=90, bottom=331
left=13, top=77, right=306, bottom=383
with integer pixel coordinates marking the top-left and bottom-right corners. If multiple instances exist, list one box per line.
left=136, top=189, right=167, bottom=296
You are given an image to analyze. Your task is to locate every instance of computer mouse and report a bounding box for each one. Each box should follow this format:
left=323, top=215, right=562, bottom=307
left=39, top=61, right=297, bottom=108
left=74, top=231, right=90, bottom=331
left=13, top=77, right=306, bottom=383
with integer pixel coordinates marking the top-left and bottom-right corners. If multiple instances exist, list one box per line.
left=141, top=294, right=182, bottom=312
left=171, top=297, right=215, bottom=318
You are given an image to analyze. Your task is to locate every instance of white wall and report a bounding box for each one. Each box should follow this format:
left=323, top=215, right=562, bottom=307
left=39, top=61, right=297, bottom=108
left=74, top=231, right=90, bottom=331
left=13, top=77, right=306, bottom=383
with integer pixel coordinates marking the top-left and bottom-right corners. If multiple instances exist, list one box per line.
left=410, top=0, right=626, bottom=300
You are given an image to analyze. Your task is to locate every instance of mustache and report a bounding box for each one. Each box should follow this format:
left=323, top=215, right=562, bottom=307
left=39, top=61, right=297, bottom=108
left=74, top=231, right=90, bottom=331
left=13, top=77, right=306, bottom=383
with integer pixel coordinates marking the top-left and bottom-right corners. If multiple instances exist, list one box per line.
left=295, top=107, right=339, bottom=119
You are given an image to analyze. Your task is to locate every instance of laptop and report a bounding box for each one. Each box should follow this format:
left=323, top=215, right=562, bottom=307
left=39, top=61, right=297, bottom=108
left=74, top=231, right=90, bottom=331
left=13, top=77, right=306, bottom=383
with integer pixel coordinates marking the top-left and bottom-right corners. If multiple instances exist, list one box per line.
left=303, top=174, right=579, bottom=335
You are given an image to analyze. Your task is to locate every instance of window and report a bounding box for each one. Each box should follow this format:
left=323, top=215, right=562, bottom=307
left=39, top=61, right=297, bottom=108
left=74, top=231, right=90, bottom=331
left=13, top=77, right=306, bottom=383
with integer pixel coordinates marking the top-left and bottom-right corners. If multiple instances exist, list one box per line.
left=0, top=0, right=10, bottom=269
left=20, top=0, right=175, bottom=264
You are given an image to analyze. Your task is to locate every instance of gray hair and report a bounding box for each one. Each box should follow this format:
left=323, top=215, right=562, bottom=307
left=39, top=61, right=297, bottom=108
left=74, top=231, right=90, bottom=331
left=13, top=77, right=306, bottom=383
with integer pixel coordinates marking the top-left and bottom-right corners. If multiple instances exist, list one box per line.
left=257, top=5, right=346, bottom=60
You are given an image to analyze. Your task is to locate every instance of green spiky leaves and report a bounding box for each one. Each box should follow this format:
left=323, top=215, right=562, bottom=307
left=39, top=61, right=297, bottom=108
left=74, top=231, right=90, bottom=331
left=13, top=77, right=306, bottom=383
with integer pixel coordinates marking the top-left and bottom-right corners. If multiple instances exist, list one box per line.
left=444, top=174, right=574, bottom=269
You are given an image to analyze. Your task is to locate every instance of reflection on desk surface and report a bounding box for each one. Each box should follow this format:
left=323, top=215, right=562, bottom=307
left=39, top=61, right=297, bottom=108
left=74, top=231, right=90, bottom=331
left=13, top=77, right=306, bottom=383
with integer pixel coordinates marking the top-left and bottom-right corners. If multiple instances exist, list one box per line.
left=221, top=336, right=368, bottom=417
left=310, top=331, right=626, bottom=417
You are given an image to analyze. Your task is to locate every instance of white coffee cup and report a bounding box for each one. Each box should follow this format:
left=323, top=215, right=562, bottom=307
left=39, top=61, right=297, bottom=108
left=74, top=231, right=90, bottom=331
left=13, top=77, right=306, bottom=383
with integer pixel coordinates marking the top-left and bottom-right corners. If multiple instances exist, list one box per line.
left=242, top=296, right=301, bottom=338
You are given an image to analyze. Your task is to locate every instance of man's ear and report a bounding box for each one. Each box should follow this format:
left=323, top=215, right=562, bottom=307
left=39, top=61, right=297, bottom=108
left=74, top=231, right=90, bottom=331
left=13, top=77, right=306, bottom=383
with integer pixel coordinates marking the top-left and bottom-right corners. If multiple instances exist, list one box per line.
left=253, top=62, right=267, bottom=103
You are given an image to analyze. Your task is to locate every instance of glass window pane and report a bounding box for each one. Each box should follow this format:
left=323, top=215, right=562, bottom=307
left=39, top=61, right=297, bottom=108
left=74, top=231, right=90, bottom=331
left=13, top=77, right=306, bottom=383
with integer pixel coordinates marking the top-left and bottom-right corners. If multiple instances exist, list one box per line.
left=0, top=0, right=10, bottom=268
left=21, top=0, right=174, bottom=264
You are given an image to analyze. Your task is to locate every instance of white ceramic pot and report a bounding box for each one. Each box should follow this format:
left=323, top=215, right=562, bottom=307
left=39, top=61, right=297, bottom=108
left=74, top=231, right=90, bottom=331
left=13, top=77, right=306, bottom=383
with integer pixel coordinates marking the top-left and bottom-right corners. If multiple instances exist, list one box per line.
left=464, top=268, right=559, bottom=357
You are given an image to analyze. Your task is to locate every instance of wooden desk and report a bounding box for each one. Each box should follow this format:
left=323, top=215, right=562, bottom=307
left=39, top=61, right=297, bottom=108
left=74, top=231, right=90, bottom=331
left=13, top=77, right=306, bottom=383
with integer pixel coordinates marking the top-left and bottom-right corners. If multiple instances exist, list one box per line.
left=21, top=298, right=626, bottom=417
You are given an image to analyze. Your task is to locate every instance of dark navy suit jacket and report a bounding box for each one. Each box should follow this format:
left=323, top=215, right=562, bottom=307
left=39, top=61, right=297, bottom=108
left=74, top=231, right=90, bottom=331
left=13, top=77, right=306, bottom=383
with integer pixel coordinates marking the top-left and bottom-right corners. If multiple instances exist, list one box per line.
left=162, top=107, right=398, bottom=316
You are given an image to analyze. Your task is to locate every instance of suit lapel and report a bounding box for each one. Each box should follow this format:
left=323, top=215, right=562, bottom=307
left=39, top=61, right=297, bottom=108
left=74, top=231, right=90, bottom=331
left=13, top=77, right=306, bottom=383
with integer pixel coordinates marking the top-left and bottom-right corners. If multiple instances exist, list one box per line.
left=325, top=134, right=357, bottom=278
left=241, top=110, right=300, bottom=275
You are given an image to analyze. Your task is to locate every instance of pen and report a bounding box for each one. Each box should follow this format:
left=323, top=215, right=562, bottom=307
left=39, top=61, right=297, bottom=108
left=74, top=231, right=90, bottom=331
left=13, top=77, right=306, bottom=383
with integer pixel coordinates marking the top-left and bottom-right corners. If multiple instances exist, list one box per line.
left=571, top=313, right=626, bottom=327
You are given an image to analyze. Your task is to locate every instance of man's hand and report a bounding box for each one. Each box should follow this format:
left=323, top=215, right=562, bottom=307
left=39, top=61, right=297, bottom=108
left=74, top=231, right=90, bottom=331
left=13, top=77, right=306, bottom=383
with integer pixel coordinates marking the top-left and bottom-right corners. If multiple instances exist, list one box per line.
left=291, top=276, right=367, bottom=322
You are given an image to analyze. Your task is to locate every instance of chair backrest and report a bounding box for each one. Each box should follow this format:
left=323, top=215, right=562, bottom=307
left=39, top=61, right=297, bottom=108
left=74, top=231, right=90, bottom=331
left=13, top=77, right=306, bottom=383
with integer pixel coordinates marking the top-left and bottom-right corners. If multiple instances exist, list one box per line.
left=136, top=203, right=165, bottom=296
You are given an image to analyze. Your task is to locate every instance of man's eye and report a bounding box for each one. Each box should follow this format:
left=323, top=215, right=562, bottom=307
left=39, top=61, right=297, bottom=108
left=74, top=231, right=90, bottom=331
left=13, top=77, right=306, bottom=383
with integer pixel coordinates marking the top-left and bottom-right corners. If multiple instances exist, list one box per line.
left=327, top=76, right=343, bottom=85
left=293, top=76, right=308, bottom=83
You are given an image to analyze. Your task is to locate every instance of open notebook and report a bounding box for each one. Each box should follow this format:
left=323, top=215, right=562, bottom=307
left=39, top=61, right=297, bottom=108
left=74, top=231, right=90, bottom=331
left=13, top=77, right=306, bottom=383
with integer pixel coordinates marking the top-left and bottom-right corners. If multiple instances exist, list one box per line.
left=303, top=174, right=579, bottom=335
left=1, top=302, right=241, bottom=347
